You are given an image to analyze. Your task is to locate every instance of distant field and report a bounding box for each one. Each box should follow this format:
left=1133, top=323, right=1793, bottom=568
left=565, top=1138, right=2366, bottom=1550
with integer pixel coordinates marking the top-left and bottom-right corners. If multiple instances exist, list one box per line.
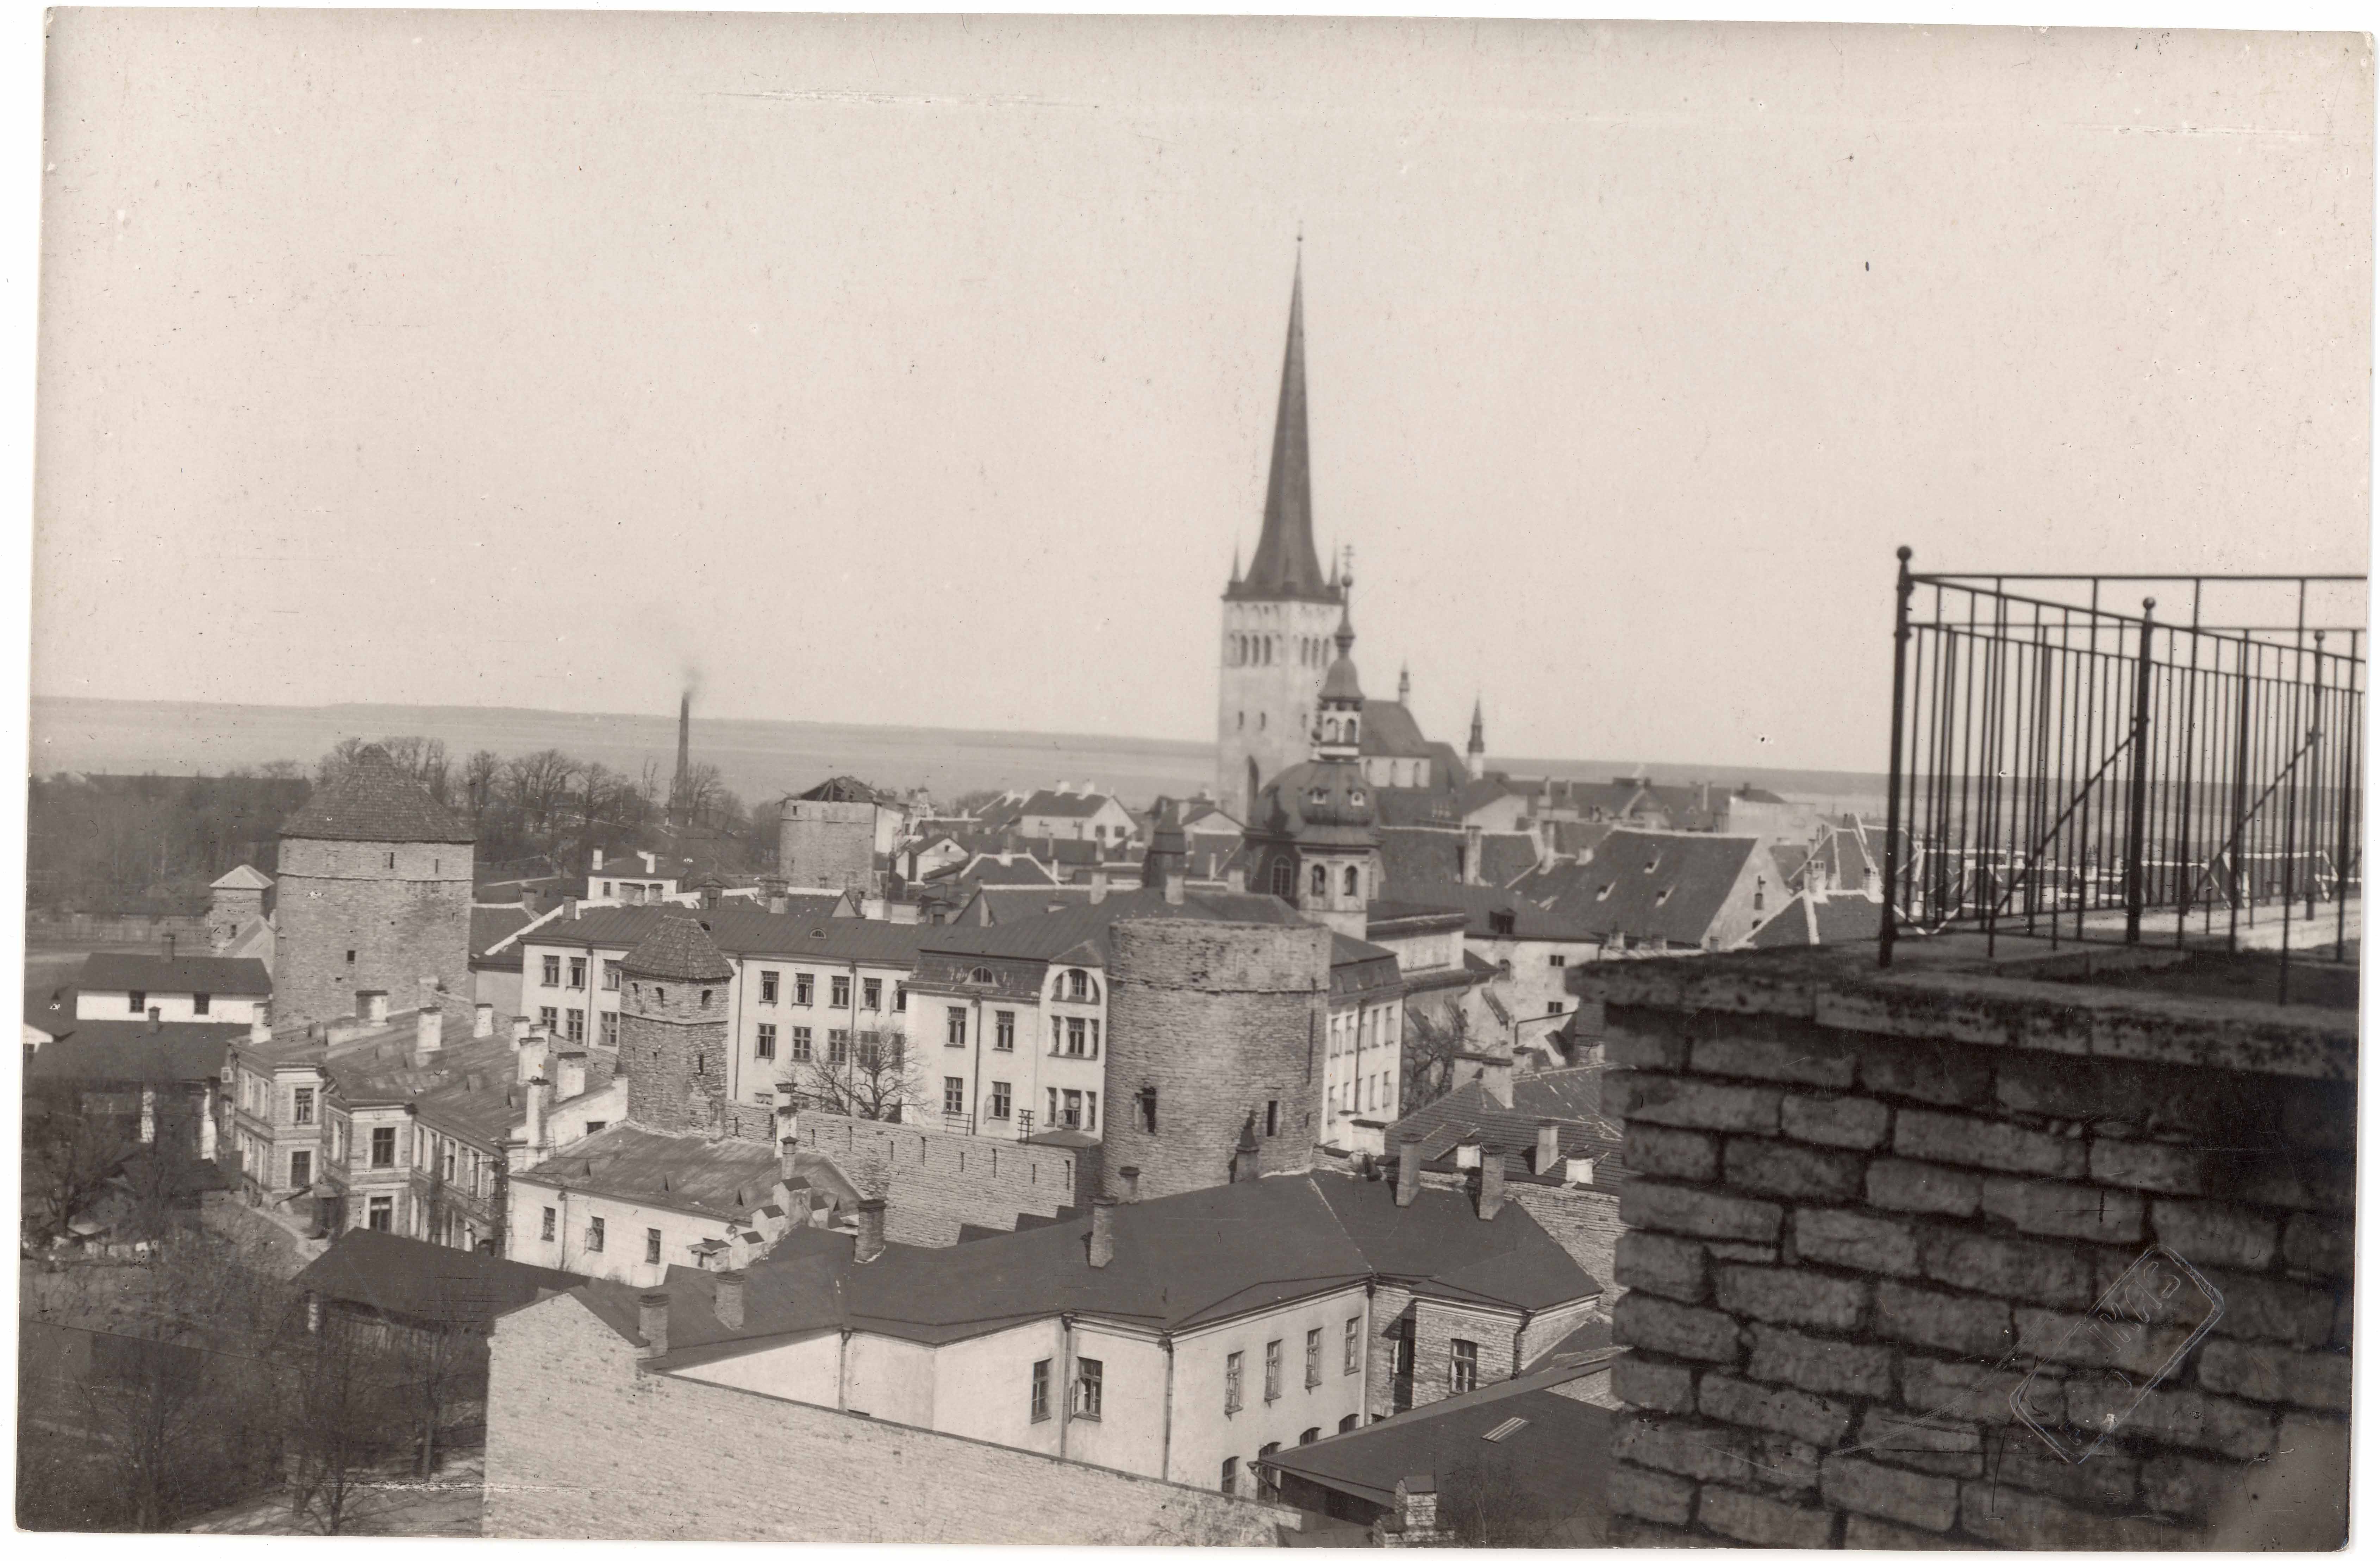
left=30, top=696, right=1889, bottom=815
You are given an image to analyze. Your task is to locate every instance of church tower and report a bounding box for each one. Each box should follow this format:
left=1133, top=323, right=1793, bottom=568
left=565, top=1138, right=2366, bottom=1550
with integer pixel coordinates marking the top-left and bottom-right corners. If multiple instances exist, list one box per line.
left=1243, top=602, right=1385, bottom=940
left=1467, top=697, right=1488, bottom=781
left=1218, top=252, right=1346, bottom=823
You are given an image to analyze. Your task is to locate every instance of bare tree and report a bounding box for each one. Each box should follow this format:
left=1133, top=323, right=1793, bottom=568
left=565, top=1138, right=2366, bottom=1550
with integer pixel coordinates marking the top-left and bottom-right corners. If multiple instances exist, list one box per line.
left=1401, top=1006, right=1473, bottom=1111
left=378, top=736, right=454, bottom=806
left=286, top=1316, right=401, bottom=1535
left=797, top=1027, right=920, bottom=1122
left=387, top=1289, right=488, bottom=1478
left=463, top=748, right=501, bottom=822
left=1435, top=1450, right=1578, bottom=1545
left=21, top=1102, right=138, bottom=1246
left=502, top=749, right=582, bottom=838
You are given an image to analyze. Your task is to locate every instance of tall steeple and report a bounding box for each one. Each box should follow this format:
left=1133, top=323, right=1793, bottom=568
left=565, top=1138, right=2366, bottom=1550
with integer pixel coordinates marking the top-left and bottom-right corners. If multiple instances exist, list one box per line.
left=1467, top=696, right=1488, bottom=781
left=1231, top=251, right=1337, bottom=603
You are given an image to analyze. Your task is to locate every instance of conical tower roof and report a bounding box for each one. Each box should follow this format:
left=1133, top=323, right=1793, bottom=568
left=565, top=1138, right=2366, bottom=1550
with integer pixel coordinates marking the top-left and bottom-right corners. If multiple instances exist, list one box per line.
left=620, top=910, right=734, bottom=982
left=280, top=744, right=474, bottom=844
left=1229, top=253, right=1339, bottom=604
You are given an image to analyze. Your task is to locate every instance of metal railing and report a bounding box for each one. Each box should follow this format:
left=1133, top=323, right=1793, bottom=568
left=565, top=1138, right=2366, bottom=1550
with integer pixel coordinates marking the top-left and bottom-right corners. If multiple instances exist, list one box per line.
left=1880, top=552, right=2365, bottom=973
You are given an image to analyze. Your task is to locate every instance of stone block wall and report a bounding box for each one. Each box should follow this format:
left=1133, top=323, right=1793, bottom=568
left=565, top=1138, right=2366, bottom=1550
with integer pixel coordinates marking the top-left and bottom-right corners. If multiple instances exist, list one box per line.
left=1511, top=1182, right=1624, bottom=1298
left=1600, top=997, right=2352, bottom=1549
left=791, top=1111, right=1088, bottom=1246
left=485, top=1291, right=1289, bottom=1543
left=778, top=801, right=876, bottom=894
left=621, top=979, right=730, bottom=1134
left=275, top=836, right=473, bottom=1031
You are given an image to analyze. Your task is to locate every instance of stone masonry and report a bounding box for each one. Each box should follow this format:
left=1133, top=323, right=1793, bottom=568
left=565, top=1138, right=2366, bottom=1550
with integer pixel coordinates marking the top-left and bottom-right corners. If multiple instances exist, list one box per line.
left=484, top=1289, right=1290, bottom=1543
left=1102, top=917, right=1333, bottom=1201
left=1586, top=944, right=2353, bottom=1550
left=789, top=1111, right=1091, bottom=1246
left=274, top=836, right=473, bottom=1031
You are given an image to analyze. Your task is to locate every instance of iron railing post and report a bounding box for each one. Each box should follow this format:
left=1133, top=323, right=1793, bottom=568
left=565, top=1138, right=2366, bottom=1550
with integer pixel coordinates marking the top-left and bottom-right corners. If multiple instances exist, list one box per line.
left=1880, top=546, right=1915, bottom=967
left=2122, top=598, right=2158, bottom=944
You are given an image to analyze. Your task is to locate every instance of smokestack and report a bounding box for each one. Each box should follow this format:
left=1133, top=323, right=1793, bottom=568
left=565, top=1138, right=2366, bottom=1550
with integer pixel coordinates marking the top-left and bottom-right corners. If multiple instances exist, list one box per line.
left=1479, top=1149, right=1507, bottom=1220
left=1536, top=1119, right=1562, bottom=1176
left=474, top=1003, right=494, bottom=1039
left=673, top=690, right=693, bottom=826
left=1117, top=1165, right=1141, bottom=1204
left=1395, top=1139, right=1422, bottom=1207
left=714, top=1270, right=746, bottom=1330
left=638, top=1292, right=670, bottom=1359
left=1088, top=1197, right=1117, bottom=1268
left=855, top=1198, right=887, bottom=1262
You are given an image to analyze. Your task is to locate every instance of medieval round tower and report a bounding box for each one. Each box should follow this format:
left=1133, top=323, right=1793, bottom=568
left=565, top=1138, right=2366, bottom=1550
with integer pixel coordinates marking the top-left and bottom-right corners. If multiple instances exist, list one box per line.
left=273, top=745, right=475, bottom=1031
left=618, top=911, right=736, bottom=1135
left=1101, top=916, right=1333, bottom=1202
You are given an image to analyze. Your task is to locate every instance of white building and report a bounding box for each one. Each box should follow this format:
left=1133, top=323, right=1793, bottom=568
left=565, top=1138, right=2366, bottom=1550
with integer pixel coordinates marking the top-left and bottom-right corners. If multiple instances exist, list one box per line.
left=76, top=949, right=272, bottom=1026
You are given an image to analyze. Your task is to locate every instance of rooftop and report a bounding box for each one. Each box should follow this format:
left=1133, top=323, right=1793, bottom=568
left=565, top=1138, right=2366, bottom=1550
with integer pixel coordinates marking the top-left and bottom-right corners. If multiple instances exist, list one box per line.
left=279, top=744, right=475, bottom=844
left=78, top=952, right=273, bottom=997
left=513, top=1121, right=786, bottom=1219
left=25, top=1024, right=233, bottom=1087
left=297, top=1228, right=592, bottom=1330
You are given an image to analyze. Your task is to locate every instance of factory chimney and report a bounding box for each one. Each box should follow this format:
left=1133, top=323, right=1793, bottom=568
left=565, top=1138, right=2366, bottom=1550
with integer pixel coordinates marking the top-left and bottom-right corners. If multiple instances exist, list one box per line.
left=671, top=689, right=693, bottom=827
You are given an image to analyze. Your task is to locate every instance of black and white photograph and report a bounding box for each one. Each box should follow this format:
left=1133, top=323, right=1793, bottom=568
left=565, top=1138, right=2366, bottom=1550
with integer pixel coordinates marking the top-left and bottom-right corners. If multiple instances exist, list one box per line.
left=11, top=7, right=2371, bottom=1548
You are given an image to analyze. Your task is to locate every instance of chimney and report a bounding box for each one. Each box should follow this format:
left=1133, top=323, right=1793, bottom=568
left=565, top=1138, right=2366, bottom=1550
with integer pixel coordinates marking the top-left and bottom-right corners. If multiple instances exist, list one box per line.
left=638, top=1292, right=670, bottom=1359
left=1088, top=869, right=1108, bottom=905
left=1536, top=1118, right=1562, bottom=1176
left=525, top=1077, right=551, bottom=1152
left=557, top=1050, right=588, bottom=1100
left=779, top=1132, right=800, bottom=1191
left=855, top=1198, right=887, bottom=1263
left=643, top=852, right=657, bottom=874
left=713, top=1270, right=746, bottom=1330
left=591, top=848, right=605, bottom=872
left=520, top=887, right=542, bottom=918
left=1463, top=825, right=1484, bottom=886
left=1395, top=1475, right=1439, bottom=1536
left=414, top=1005, right=442, bottom=1062
left=768, top=894, right=788, bottom=915
left=1164, top=871, right=1186, bottom=907
left=249, top=1018, right=271, bottom=1047
left=1478, top=1149, right=1507, bottom=1220
left=474, top=1003, right=494, bottom=1039
left=1234, top=1123, right=1261, bottom=1183
left=511, top=1015, right=531, bottom=1047
left=567, top=897, right=582, bottom=921
left=1226, top=865, right=1247, bottom=893
left=148, top=1009, right=162, bottom=1033
left=164, top=933, right=176, bottom=962
left=1088, top=1196, right=1117, bottom=1268
left=360, top=990, right=389, bottom=1026
left=1117, top=1165, right=1141, bottom=1204
left=1395, top=1139, right=1422, bottom=1207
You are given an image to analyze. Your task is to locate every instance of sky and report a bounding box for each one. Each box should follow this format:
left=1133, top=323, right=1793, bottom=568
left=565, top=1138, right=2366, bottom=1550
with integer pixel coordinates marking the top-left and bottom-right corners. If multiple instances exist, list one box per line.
left=30, top=13, right=2372, bottom=774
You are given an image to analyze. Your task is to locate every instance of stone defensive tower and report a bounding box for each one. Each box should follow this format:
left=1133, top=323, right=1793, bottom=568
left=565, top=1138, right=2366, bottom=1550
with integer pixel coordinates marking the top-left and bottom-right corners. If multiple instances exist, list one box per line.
left=1218, top=251, right=1347, bottom=824
left=274, top=745, right=474, bottom=1031
left=1101, top=917, right=1332, bottom=1201
left=619, top=911, right=735, bottom=1134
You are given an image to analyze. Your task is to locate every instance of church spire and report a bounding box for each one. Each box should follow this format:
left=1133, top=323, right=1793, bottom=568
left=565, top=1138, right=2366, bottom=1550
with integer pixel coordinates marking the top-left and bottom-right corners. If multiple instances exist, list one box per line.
left=1467, top=696, right=1487, bottom=781
left=1233, top=251, right=1335, bottom=603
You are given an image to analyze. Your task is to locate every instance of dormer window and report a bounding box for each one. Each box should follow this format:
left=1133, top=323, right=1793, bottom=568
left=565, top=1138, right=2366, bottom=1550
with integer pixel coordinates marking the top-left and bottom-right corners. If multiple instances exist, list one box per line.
left=1644, top=854, right=1661, bottom=873
left=1596, top=882, right=1614, bottom=901
left=972, top=966, right=993, bottom=985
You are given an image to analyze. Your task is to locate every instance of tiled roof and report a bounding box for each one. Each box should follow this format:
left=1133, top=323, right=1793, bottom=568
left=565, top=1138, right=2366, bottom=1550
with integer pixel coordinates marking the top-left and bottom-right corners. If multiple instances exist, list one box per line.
left=298, top=1229, right=591, bottom=1329
left=469, top=905, right=536, bottom=971
left=619, top=913, right=736, bottom=981
left=278, top=745, right=475, bottom=844
left=79, top=953, right=273, bottom=997
left=1745, top=893, right=1882, bottom=950
left=1508, top=830, right=1756, bottom=946
left=25, top=1026, right=233, bottom=1087
left=569, top=1171, right=1594, bottom=1363
left=1390, top=1076, right=1623, bottom=1177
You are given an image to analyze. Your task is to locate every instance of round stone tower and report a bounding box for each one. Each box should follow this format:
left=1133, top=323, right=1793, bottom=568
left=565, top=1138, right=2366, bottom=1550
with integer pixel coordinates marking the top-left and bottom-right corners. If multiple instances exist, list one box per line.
left=274, top=745, right=475, bottom=1031
left=1102, top=917, right=1332, bottom=1201
left=619, top=911, right=735, bottom=1135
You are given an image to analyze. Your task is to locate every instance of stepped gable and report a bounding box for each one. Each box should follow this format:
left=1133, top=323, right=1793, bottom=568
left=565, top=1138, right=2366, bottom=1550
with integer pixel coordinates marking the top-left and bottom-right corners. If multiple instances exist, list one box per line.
left=280, top=744, right=475, bottom=844
left=618, top=910, right=735, bottom=982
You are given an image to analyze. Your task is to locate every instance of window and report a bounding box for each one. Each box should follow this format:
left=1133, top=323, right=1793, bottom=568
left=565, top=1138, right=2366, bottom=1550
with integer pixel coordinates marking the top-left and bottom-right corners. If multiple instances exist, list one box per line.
left=1299, top=1427, right=1319, bottom=1445
left=1265, top=1100, right=1279, bottom=1137
left=193, top=992, right=211, bottom=1016
left=600, top=1011, right=620, bottom=1046
left=1344, top=1316, right=1360, bottom=1374
left=756, top=1023, right=777, bottom=1060
left=760, top=971, right=779, bottom=1004
left=1305, top=1328, right=1322, bottom=1388
left=1264, top=1340, right=1282, bottom=1401
left=1066, top=968, right=1091, bottom=1001
left=1257, top=1444, right=1280, bottom=1500
left=1310, top=864, right=1326, bottom=897
left=1137, top=1086, right=1157, bottom=1133
left=1065, top=1017, right=1088, bottom=1057
left=542, top=956, right=561, bottom=988
left=995, top=1010, right=1015, bottom=1051
left=1339, top=1414, right=1358, bottom=1434
left=831, top=976, right=852, bottom=1009
left=1547, top=1002, right=1565, bottom=1017
left=289, top=1149, right=312, bottom=1187
left=541, top=1206, right=556, bottom=1242
left=699, top=988, right=712, bottom=1009
left=646, top=1228, right=662, bottom=1265
left=345, top=949, right=356, bottom=965
left=1343, top=865, right=1359, bottom=897
left=368, top=1196, right=393, bottom=1231
left=568, top=958, right=587, bottom=990
left=791, top=1026, right=813, bottom=1062
left=602, top=961, right=620, bottom=991
left=1221, top=1457, right=1238, bottom=1497
left=1549, top=952, right=1567, bottom=968
left=828, top=1030, right=850, bottom=1066
left=1270, top=858, right=1293, bottom=898
left=862, top=978, right=882, bottom=1011
left=1075, top=1358, right=1104, bottom=1420
left=127, top=990, right=145, bottom=1014
left=1225, top=1351, right=1244, bottom=1413
left=567, top=1009, right=586, bottom=1043
left=293, top=1087, right=316, bottom=1126
left=587, top=1217, right=606, bottom=1253
left=894, top=983, right=908, bottom=1013
left=1061, top=1089, right=1083, bottom=1129
left=989, top=1081, right=1012, bottom=1120
left=371, top=1126, right=396, bottom=1168
left=583, top=1121, right=606, bottom=1137
left=944, top=1077, right=966, bottom=1116
left=795, top=974, right=814, bottom=1006
left=1031, top=1359, right=1051, bottom=1422
left=1451, top=1338, right=1479, bottom=1395
left=946, top=1008, right=968, bottom=1048
left=540, top=1005, right=559, bottom=1029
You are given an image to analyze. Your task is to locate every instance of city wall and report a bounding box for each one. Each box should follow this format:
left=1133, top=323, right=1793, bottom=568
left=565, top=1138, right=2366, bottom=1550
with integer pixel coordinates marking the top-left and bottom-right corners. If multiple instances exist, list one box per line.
left=790, top=1111, right=1089, bottom=1246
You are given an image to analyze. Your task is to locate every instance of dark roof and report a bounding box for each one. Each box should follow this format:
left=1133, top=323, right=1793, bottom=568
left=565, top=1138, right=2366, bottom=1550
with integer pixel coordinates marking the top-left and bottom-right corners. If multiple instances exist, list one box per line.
left=1014, top=789, right=1123, bottom=820
left=78, top=952, right=272, bottom=997
left=1259, top=1361, right=1612, bottom=1538
left=1749, top=893, right=1884, bottom=949
left=918, top=885, right=1311, bottom=965
left=298, top=1229, right=592, bottom=1329
left=469, top=905, right=536, bottom=971
left=569, top=1172, right=1594, bottom=1364
left=794, top=777, right=889, bottom=805
left=1226, top=262, right=1338, bottom=605
left=1251, top=757, right=1382, bottom=847
left=26, top=981, right=76, bottom=1037
left=1399, top=883, right=1593, bottom=942
left=619, top=912, right=736, bottom=981
left=524, top=903, right=926, bottom=967
left=26, top=1026, right=232, bottom=1087
left=1509, top=830, right=1757, bottom=945
left=1358, top=700, right=1441, bottom=763
left=513, top=1122, right=785, bottom=1219
left=279, top=745, right=475, bottom=844
left=1390, top=1076, right=1622, bottom=1177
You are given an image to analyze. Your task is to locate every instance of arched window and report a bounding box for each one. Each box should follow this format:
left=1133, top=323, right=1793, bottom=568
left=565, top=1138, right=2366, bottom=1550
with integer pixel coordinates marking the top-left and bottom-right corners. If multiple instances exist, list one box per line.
left=1270, top=858, right=1294, bottom=899
left=1343, top=865, right=1360, bottom=898
left=1310, top=863, right=1327, bottom=897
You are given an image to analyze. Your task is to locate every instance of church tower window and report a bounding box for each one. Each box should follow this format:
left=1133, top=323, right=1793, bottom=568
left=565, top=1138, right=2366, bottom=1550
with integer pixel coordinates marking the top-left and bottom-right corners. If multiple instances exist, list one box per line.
left=1310, top=863, right=1327, bottom=898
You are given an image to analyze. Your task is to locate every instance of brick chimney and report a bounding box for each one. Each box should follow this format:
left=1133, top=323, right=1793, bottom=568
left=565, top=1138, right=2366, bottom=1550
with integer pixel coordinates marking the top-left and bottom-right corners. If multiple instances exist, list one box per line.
left=714, top=1270, right=746, bottom=1330
left=414, top=1004, right=442, bottom=1062
left=1479, top=1148, right=1507, bottom=1220
left=855, top=1197, right=887, bottom=1263
left=474, top=1003, right=494, bottom=1039
left=1394, top=1475, right=1439, bottom=1537
left=779, top=1133, right=800, bottom=1190
left=360, top=990, right=389, bottom=1026
left=1117, top=1165, right=1141, bottom=1204
left=638, top=1292, right=670, bottom=1358
left=520, top=886, right=542, bottom=918
left=567, top=897, right=581, bottom=921
left=592, top=848, right=605, bottom=872
left=1463, top=825, right=1484, bottom=886
left=1395, top=1138, right=1422, bottom=1207
left=1088, top=1196, right=1117, bottom=1268
left=1226, top=864, right=1247, bottom=892
left=1536, top=1119, right=1562, bottom=1176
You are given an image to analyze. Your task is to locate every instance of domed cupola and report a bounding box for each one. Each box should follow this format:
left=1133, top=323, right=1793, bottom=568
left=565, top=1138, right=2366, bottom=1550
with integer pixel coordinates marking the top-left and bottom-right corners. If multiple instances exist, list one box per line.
left=1314, top=601, right=1364, bottom=760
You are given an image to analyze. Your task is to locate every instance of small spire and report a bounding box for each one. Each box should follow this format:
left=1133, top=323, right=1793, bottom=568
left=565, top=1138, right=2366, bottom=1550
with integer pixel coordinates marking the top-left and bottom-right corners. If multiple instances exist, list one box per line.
left=1335, top=598, right=1356, bottom=659
left=1468, top=695, right=1486, bottom=751
left=1229, top=542, right=1242, bottom=584
left=1398, top=663, right=1411, bottom=703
